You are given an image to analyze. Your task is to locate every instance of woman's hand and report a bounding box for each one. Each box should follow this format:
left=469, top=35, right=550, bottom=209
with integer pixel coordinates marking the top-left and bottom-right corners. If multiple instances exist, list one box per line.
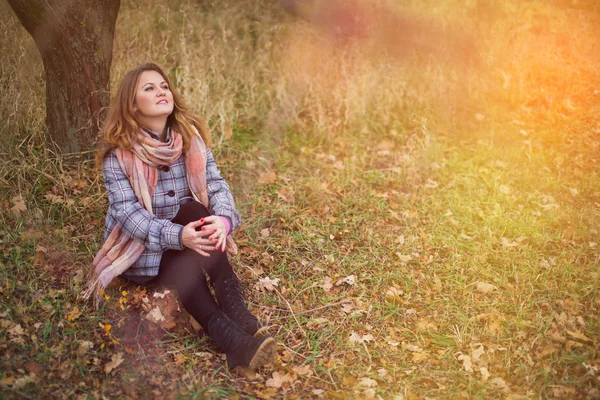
left=200, top=216, right=227, bottom=252
left=181, top=216, right=227, bottom=256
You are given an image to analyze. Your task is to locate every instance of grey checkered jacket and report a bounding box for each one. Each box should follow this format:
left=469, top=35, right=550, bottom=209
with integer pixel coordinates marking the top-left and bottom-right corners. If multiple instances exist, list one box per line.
left=101, top=138, right=241, bottom=281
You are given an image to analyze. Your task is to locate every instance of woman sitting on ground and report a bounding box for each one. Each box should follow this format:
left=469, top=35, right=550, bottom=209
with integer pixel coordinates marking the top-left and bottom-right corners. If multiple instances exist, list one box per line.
left=85, top=62, right=276, bottom=370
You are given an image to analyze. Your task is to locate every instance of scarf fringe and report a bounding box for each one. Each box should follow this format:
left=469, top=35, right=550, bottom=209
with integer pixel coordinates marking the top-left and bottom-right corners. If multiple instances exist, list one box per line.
left=81, top=276, right=102, bottom=309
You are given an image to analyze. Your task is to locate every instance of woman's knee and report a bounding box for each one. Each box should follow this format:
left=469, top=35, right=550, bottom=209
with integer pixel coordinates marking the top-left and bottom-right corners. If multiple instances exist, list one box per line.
left=173, top=201, right=210, bottom=225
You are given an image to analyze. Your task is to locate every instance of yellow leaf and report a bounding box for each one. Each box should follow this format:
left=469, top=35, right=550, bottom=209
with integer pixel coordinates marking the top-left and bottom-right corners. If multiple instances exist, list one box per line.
left=0, top=376, right=16, bottom=385
left=566, top=330, right=593, bottom=344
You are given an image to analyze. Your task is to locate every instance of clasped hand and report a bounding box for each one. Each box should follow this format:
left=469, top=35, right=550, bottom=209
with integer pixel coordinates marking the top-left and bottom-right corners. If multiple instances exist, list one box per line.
left=181, top=216, right=227, bottom=256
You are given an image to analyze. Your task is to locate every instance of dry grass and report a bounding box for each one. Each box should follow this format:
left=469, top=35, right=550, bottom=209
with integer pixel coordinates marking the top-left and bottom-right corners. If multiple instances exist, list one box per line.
left=1, top=0, right=600, bottom=398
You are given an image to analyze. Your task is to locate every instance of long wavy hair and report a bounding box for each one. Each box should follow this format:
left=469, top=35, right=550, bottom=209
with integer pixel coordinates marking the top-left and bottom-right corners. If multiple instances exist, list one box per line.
left=96, top=63, right=211, bottom=167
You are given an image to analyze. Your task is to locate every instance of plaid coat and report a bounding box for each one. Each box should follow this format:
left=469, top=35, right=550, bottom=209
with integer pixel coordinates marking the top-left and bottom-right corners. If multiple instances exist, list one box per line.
left=101, top=133, right=241, bottom=281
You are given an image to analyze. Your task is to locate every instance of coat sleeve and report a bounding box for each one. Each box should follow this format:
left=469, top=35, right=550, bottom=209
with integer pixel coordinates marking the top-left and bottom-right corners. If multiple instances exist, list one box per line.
left=205, top=148, right=242, bottom=232
left=103, top=150, right=185, bottom=252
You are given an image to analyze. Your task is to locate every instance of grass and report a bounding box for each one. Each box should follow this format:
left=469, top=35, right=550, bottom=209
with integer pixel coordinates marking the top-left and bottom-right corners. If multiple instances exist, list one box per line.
left=1, top=0, right=600, bottom=398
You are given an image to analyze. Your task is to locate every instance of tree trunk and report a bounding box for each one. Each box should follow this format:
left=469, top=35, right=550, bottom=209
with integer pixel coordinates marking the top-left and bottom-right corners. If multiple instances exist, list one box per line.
left=7, top=0, right=120, bottom=155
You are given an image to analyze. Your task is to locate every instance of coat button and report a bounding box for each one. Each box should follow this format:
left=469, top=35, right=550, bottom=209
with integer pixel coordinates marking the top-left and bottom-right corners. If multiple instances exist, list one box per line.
left=167, top=190, right=175, bottom=197
left=161, top=165, right=170, bottom=172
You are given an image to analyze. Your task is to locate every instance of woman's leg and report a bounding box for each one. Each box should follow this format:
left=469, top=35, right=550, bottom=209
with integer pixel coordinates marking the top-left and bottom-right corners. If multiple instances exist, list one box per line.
left=170, top=201, right=265, bottom=336
left=152, top=201, right=276, bottom=369
left=153, top=245, right=276, bottom=370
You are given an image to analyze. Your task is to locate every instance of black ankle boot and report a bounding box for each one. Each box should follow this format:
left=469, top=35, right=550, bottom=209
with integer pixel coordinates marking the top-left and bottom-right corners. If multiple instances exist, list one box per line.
left=212, top=272, right=268, bottom=337
left=205, top=310, right=277, bottom=370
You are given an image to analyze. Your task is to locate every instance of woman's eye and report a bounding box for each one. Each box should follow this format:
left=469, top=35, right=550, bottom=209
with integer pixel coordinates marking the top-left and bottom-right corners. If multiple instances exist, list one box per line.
left=145, top=87, right=153, bottom=91
left=162, top=86, right=169, bottom=90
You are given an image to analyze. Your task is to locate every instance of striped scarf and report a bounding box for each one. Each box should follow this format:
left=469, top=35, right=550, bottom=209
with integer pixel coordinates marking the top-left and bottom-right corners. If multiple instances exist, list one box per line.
left=83, top=128, right=237, bottom=304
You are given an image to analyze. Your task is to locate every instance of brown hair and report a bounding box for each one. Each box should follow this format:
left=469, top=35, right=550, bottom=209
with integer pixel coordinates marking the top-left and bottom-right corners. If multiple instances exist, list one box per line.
left=96, top=63, right=211, bottom=167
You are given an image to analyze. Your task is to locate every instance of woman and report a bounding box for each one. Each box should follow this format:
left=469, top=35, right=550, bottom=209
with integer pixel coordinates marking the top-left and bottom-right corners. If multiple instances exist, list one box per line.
left=85, top=63, right=276, bottom=371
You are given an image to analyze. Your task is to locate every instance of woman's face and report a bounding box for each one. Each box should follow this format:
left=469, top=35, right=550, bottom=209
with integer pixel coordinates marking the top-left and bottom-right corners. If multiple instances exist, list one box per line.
left=134, top=70, right=174, bottom=124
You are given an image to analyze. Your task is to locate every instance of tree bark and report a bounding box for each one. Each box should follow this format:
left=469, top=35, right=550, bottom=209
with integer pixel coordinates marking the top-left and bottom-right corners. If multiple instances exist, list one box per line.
left=7, top=0, right=120, bottom=155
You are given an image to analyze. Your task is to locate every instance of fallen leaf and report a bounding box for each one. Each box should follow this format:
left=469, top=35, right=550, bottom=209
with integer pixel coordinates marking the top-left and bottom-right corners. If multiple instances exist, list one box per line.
left=258, top=170, right=277, bottom=185
left=490, top=377, right=510, bottom=392
left=20, top=229, right=44, bottom=241
left=536, top=342, right=558, bottom=358
left=457, top=352, right=473, bottom=372
left=8, top=324, right=25, bottom=341
left=44, top=193, right=63, bottom=204
left=479, top=366, right=490, bottom=381
left=566, top=330, right=594, bottom=345
left=152, top=290, right=171, bottom=299
left=471, top=343, right=485, bottom=362
left=0, top=376, right=16, bottom=386
left=76, top=341, right=94, bottom=357
left=277, top=186, right=294, bottom=202
left=66, top=305, right=81, bottom=321
left=292, top=365, right=313, bottom=376
left=402, top=343, right=423, bottom=352
left=416, top=318, right=438, bottom=331
left=349, top=332, right=374, bottom=345
left=174, top=353, right=187, bottom=366
left=256, top=276, right=280, bottom=292
left=412, top=351, right=429, bottom=363
left=12, top=374, right=36, bottom=389
left=335, top=275, right=356, bottom=286
left=104, top=352, right=124, bottom=374
left=397, top=254, right=412, bottom=263
left=260, top=228, right=270, bottom=238
left=146, top=307, right=166, bottom=323
left=476, top=282, right=497, bottom=294
left=10, top=195, right=27, bottom=218
left=358, top=377, right=378, bottom=388
left=341, top=303, right=355, bottom=314
left=501, top=237, right=518, bottom=247
left=25, top=361, right=44, bottom=375
left=385, top=287, right=403, bottom=304
left=320, top=277, right=333, bottom=292
left=265, top=371, right=296, bottom=388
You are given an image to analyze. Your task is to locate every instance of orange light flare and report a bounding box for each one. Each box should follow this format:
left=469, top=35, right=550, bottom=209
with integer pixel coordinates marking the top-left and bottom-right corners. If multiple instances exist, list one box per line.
left=488, top=11, right=600, bottom=122
left=277, top=0, right=600, bottom=134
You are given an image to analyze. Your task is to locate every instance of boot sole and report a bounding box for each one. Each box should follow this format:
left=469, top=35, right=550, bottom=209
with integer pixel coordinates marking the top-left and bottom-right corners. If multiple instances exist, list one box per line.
left=249, top=337, right=277, bottom=370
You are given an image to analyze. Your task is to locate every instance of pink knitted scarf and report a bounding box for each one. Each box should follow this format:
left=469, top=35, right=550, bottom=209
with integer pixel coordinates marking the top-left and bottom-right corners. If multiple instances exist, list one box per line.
left=84, top=128, right=237, bottom=304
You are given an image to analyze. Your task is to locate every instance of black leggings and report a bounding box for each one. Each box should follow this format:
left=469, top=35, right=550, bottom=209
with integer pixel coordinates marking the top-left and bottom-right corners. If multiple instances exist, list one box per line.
left=149, top=201, right=233, bottom=328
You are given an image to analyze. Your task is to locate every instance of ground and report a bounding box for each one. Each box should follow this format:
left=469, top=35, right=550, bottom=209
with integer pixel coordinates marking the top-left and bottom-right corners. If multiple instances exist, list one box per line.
left=1, top=0, right=599, bottom=398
